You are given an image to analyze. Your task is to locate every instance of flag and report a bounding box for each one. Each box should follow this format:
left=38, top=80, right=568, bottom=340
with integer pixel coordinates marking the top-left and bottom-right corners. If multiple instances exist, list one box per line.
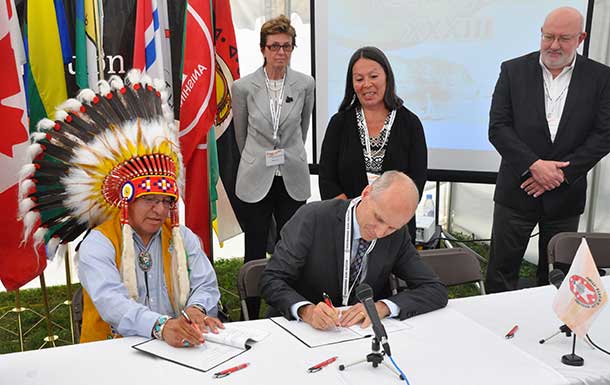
left=552, top=238, right=608, bottom=337
left=25, top=0, right=68, bottom=130
left=212, top=0, right=243, bottom=243
left=178, top=0, right=217, bottom=256
left=75, top=0, right=102, bottom=89
left=133, top=0, right=165, bottom=81
left=0, top=0, right=46, bottom=290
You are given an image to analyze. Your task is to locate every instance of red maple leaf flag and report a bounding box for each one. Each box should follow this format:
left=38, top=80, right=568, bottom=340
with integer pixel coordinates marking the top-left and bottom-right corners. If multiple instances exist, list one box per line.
left=178, top=0, right=217, bottom=255
left=0, top=0, right=46, bottom=290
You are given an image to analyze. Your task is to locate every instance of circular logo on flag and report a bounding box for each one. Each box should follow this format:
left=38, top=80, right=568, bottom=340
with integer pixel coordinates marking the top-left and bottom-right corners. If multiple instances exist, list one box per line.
left=568, top=274, right=602, bottom=308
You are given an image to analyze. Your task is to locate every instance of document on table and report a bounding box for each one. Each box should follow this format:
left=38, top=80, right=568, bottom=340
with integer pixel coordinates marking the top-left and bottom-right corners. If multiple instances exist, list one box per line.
left=132, top=323, right=269, bottom=372
left=271, top=316, right=410, bottom=348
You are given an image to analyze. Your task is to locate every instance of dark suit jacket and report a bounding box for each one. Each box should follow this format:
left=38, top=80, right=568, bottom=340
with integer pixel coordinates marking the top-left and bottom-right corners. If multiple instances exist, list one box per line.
left=318, top=105, right=428, bottom=239
left=489, top=52, right=610, bottom=218
left=259, top=199, right=448, bottom=321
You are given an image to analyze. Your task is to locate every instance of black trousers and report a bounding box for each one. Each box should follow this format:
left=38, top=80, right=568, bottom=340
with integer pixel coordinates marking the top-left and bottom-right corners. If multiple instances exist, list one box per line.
left=485, top=202, right=579, bottom=293
left=240, top=176, right=305, bottom=318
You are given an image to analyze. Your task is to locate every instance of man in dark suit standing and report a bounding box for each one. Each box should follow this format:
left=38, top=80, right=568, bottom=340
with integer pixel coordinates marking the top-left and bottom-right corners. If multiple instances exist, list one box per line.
left=260, top=171, right=447, bottom=330
left=486, top=7, right=610, bottom=293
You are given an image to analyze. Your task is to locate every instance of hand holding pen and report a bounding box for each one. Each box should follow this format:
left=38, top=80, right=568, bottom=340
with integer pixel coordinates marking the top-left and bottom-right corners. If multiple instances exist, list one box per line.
left=179, top=310, right=204, bottom=347
left=322, top=292, right=341, bottom=327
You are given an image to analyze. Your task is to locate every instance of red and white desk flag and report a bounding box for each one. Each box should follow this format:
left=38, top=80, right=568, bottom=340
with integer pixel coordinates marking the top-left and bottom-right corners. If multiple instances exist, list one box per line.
left=552, top=238, right=608, bottom=337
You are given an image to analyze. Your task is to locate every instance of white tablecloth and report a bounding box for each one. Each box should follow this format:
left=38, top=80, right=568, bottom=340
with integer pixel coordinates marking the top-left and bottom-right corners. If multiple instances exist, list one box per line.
left=0, top=307, right=574, bottom=385
left=451, top=276, right=610, bottom=385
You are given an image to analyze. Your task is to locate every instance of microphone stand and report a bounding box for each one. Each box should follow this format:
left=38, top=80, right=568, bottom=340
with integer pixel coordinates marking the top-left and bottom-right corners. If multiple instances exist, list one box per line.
left=539, top=324, right=595, bottom=349
left=539, top=324, right=585, bottom=366
left=338, top=336, right=404, bottom=380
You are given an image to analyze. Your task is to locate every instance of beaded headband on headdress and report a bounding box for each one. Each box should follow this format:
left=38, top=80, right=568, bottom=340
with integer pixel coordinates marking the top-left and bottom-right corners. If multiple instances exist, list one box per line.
left=18, top=70, right=189, bottom=309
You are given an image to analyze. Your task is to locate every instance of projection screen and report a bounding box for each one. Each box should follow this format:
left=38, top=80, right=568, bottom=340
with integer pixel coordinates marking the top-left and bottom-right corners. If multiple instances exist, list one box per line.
left=312, top=0, right=591, bottom=181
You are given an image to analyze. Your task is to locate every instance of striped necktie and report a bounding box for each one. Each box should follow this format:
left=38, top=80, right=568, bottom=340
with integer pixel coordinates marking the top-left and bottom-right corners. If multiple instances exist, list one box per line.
left=350, top=238, right=371, bottom=287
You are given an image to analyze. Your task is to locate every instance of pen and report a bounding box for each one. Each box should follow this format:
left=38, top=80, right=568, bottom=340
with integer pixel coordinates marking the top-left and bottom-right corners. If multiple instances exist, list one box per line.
left=322, top=292, right=342, bottom=326
left=322, top=292, right=334, bottom=308
left=213, top=363, right=250, bottom=378
left=505, top=324, right=519, bottom=339
left=307, top=356, right=338, bottom=373
left=181, top=309, right=202, bottom=334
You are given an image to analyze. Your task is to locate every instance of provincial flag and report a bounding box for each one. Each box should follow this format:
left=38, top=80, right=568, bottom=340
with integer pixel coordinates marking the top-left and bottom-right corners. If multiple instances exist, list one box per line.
left=552, top=238, right=608, bottom=337
left=212, top=0, right=243, bottom=243
left=133, top=0, right=165, bottom=81
left=178, top=0, right=216, bottom=256
left=75, top=0, right=103, bottom=90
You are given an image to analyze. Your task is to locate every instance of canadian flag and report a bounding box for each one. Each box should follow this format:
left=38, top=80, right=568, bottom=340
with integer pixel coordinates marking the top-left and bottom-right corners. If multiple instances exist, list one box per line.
left=0, top=0, right=46, bottom=290
left=552, top=238, right=608, bottom=337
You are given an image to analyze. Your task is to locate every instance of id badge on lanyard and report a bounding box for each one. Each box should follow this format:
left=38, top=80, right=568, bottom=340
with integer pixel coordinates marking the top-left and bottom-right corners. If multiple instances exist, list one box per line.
left=342, top=197, right=376, bottom=306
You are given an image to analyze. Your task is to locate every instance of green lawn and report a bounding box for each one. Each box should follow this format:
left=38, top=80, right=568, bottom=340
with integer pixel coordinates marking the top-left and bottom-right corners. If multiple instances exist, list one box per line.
left=0, top=234, right=536, bottom=354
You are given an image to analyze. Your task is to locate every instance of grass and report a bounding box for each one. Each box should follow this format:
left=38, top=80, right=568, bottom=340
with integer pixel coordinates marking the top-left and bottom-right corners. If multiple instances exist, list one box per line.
left=0, top=233, right=536, bottom=354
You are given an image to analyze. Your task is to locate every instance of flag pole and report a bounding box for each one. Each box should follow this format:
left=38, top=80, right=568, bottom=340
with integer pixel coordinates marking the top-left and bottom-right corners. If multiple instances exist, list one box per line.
left=562, top=334, right=584, bottom=366
left=0, top=291, right=26, bottom=351
left=38, top=272, right=58, bottom=348
left=14, top=290, right=24, bottom=351
left=95, top=0, right=104, bottom=81
left=63, top=246, right=75, bottom=344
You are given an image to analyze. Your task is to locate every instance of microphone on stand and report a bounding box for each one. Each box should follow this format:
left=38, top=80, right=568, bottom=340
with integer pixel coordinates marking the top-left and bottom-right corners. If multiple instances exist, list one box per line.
left=549, top=269, right=566, bottom=289
left=356, top=283, right=391, bottom=356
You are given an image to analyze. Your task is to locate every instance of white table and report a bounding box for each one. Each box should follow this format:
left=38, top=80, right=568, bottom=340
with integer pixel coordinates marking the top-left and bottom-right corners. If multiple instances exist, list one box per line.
left=452, top=277, right=610, bottom=385
left=0, top=305, right=572, bottom=385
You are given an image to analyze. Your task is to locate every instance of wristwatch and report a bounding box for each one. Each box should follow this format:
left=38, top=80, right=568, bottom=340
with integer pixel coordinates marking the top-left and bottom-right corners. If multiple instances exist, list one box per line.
left=190, top=303, right=207, bottom=316
left=152, top=315, right=170, bottom=340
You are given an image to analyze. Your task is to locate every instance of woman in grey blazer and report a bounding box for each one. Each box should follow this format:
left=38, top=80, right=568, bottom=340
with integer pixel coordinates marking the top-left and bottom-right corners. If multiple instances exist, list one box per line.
left=231, top=15, right=314, bottom=318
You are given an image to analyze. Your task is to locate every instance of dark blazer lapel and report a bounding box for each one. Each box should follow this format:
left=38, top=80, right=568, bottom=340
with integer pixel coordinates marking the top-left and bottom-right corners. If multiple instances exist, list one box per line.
left=531, top=53, right=552, bottom=143
left=252, top=67, right=273, bottom=126
left=279, top=67, right=296, bottom=126
left=553, top=55, right=583, bottom=144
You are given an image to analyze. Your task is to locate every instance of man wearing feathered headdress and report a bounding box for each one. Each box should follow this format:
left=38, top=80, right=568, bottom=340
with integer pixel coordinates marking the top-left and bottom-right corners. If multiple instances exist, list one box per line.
left=19, top=70, right=223, bottom=347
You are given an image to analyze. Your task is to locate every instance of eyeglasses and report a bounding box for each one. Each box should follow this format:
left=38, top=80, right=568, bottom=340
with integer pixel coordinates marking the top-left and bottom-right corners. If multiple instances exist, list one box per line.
left=265, top=43, right=294, bottom=52
left=541, top=33, right=581, bottom=44
left=139, top=195, right=175, bottom=209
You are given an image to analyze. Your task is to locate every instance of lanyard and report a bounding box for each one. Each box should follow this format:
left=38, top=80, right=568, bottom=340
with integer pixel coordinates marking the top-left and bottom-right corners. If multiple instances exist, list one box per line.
left=361, top=109, right=396, bottom=160
left=342, top=197, right=377, bottom=306
left=264, top=68, right=285, bottom=144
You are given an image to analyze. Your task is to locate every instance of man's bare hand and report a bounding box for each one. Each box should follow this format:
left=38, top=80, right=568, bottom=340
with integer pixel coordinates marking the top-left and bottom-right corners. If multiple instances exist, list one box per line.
left=298, top=303, right=340, bottom=330
left=520, top=177, right=546, bottom=197
left=529, top=159, right=569, bottom=190
left=339, top=302, right=390, bottom=328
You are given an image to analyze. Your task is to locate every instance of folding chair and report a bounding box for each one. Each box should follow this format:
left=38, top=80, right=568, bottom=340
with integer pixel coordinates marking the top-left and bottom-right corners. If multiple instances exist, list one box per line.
left=547, top=232, right=610, bottom=276
left=236, top=259, right=268, bottom=320
left=419, top=248, right=485, bottom=294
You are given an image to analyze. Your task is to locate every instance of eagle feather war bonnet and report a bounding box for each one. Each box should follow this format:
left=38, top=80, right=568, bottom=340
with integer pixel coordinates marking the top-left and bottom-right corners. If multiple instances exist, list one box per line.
left=18, top=70, right=189, bottom=310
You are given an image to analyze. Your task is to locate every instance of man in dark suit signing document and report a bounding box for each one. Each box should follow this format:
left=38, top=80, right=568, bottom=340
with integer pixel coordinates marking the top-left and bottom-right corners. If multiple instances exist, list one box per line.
left=260, top=171, right=448, bottom=330
left=486, top=6, right=610, bottom=293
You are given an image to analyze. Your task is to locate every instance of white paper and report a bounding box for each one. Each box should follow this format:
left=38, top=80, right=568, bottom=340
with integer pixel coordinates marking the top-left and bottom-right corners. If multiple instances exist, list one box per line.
left=272, top=316, right=411, bottom=347
left=132, top=324, right=269, bottom=372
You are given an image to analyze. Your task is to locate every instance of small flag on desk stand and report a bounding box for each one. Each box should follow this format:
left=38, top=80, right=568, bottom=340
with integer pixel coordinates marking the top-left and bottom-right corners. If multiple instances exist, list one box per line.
left=552, top=238, right=608, bottom=338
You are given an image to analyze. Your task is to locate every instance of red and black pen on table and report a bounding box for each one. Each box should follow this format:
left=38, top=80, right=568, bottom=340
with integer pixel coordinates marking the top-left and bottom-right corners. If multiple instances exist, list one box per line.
left=505, top=324, right=519, bottom=339
left=307, top=356, right=338, bottom=373
left=213, top=363, right=250, bottom=378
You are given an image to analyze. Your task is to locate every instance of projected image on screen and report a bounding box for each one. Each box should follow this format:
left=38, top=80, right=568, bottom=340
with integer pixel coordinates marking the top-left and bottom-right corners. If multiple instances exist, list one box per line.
left=314, top=0, right=588, bottom=174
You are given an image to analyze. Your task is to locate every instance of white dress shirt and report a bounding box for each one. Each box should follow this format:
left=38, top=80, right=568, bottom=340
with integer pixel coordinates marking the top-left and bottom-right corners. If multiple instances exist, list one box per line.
left=539, top=54, right=576, bottom=142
